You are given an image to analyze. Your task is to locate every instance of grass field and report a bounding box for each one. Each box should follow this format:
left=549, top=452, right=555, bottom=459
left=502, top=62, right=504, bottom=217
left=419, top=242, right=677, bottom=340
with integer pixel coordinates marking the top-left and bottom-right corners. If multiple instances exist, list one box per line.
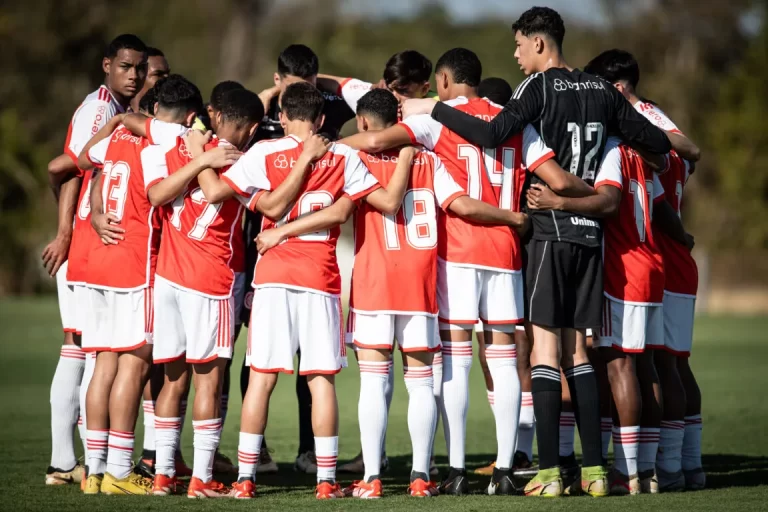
left=1, top=297, right=767, bottom=511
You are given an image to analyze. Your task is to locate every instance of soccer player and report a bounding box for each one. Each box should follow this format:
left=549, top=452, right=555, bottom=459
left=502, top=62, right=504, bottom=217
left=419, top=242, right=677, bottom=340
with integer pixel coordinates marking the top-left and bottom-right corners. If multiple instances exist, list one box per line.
left=76, top=74, right=200, bottom=495
left=131, top=47, right=170, bottom=112
left=340, top=48, right=562, bottom=496
left=584, top=49, right=703, bottom=491
left=402, top=7, right=673, bottom=497
left=478, top=77, right=514, bottom=106
left=43, top=34, right=147, bottom=487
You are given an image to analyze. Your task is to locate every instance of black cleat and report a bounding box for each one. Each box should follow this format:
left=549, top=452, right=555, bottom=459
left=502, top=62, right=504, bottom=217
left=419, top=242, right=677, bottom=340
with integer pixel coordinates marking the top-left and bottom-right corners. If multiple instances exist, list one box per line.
left=488, top=467, right=517, bottom=495
left=439, top=467, right=469, bottom=496
left=134, top=457, right=155, bottom=479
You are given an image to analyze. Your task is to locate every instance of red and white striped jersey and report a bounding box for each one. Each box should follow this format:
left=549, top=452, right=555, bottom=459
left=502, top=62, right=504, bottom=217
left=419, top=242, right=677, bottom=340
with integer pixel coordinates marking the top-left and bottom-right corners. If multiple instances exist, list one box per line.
left=400, top=97, right=554, bottom=272
left=143, top=137, right=245, bottom=298
left=222, top=136, right=380, bottom=296
left=350, top=149, right=465, bottom=316
left=65, top=86, right=124, bottom=285
left=595, top=138, right=666, bottom=304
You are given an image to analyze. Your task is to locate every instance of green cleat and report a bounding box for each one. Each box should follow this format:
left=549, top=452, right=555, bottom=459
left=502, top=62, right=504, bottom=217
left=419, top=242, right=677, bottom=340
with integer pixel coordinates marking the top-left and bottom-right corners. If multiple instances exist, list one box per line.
left=581, top=465, right=609, bottom=497
left=524, top=467, right=563, bottom=497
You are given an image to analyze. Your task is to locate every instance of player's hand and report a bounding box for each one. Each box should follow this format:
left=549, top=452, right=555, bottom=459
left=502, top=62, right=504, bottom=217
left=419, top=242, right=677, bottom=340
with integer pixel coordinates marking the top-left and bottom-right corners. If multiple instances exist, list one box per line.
left=685, top=232, right=695, bottom=252
left=302, top=132, right=331, bottom=161
left=514, top=213, right=531, bottom=237
left=401, top=98, right=436, bottom=119
left=200, top=145, right=242, bottom=169
left=184, top=129, right=212, bottom=158
left=255, top=228, right=286, bottom=255
left=41, top=232, right=71, bottom=277
left=398, top=145, right=418, bottom=162
left=91, top=211, right=125, bottom=245
left=258, top=85, right=280, bottom=111
left=527, top=183, right=563, bottom=211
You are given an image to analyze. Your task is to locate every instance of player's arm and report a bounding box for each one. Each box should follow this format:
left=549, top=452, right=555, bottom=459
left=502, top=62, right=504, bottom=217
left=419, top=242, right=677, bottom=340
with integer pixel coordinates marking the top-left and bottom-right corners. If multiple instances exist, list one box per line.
left=41, top=174, right=81, bottom=276
left=121, top=113, right=151, bottom=138
left=77, top=113, right=126, bottom=171
left=611, top=87, right=672, bottom=155
left=88, top=169, right=125, bottom=245
left=448, top=196, right=529, bottom=232
left=653, top=198, right=692, bottom=249
left=316, top=74, right=347, bottom=94
left=341, top=124, right=412, bottom=153
left=533, top=160, right=597, bottom=197
left=48, top=154, right=79, bottom=197
left=527, top=182, right=619, bottom=217
left=666, top=131, right=701, bottom=162
left=257, top=85, right=280, bottom=112
left=256, top=197, right=356, bottom=255
left=635, top=148, right=668, bottom=174
left=361, top=146, right=416, bottom=215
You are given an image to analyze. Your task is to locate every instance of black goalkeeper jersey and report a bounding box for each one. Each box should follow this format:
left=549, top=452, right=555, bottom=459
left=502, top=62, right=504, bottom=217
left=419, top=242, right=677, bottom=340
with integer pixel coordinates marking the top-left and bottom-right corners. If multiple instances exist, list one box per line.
left=431, top=67, right=671, bottom=247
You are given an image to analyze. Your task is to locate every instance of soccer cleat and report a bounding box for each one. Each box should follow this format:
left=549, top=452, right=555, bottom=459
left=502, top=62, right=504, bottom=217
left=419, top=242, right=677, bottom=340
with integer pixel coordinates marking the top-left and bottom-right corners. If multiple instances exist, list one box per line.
left=409, top=474, right=439, bottom=497
left=639, top=469, right=659, bottom=494
left=82, top=473, right=103, bottom=495
left=513, top=451, right=538, bottom=474
left=429, top=458, right=439, bottom=477
left=100, top=472, right=153, bottom=495
left=294, top=451, right=318, bottom=474
left=45, top=463, right=85, bottom=485
left=153, top=474, right=178, bottom=496
left=608, top=468, right=640, bottom=496
left=684, top=468, right=706, bottom=490
left=187, top=477, right=229, bottom=498
left=439, top=467, right=469, bottom=495
left=230, top=478, right=256, bottom=499
left=213, top=451, right=237, bottom=475
left=316, top=481, right=344, bottom=499
left=487, top=467, right=517, bottom=495
left=343, top=477, right=383, bottom=499
left=473, top=460, right=496, bottom=476
left=175, top=452, right=193, bottom=478
left=256, top=447, right=278, bottom=474
left=581, top=465, right=609, bottom=497
left=135, top=457, right=155, bottom=479
left=656, top=467, right=686, bottom=492
left=560, top=453, right=581, bottom=495
left=524, top=467, right=563, bottom=497
left=339, top=451, right=389, bottom=474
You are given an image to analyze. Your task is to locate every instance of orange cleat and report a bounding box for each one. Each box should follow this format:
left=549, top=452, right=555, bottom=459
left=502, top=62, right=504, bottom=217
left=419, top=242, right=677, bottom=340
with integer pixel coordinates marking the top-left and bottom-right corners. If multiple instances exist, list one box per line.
left=316, top=481, right=344, bottom=499
left=153, top=474, right=178, bottom=496
left=409, top=478, right=439, bottom=497
left=343, top=479, right=382, bottom=499
left=230, top=479, right=256, bottom=499
left=187, top=477, right=229, bottom=498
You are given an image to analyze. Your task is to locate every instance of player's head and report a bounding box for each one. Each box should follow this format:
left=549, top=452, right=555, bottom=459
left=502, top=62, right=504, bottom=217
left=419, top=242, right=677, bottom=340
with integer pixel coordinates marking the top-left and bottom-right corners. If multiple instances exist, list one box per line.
left=434, top=48, right=482, bottom=101
left=355, top=89, right=399, bottom=132
left=511, top=7, right=565, bottom=75
left=153, top=74, right=204, bottom=127
left=279, top=82, right=325, bottom=131
left=584, top=49, right=639, bottom=100
left=138, top=86, right=157, bottom=116
left=145, top=47, right=170, bottom=89
left=274, top=44, right=319, bottom=92
left=103, top=34, right=148, bottom=103
left=215, top=89, right=265, bottom=150
left=207, top=81, right=246, bottom=131
left=478, top=77, right=513, bottom=105
left=382, top=50, right=433, bottom=102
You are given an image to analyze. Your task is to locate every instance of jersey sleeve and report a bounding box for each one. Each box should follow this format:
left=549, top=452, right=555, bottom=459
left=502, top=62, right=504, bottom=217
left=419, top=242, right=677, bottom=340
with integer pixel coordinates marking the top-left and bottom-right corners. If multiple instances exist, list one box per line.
left=86, top=135, right=112, bottom=168
left=66, top=99, right=113, bottom=163
left=146, top=119, right=188, bottom=146
left=338, top=78, right=372, bottom=112
left=141, top=145, right=170, bottom=192
left=610, top=87, right=672, bottom=154
left=338, top=144, right=380, bottom=201
left=652, top=173, right=666, bottom=203
left=221, top=145, right=272, bottom=198
left=430, top=153, right=466, bottom=209
left=637, top=103, right=682, bottom=134
left=521, top=124, right=555, bottom=171
left=594, top=137, right=623, bottom=190
left=400, top=115, right=443, bottom=150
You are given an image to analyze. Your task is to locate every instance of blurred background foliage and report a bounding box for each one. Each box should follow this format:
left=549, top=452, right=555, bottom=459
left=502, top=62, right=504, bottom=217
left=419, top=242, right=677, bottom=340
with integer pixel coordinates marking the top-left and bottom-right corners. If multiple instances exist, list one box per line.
left=0, top=0, right=765, bottom=294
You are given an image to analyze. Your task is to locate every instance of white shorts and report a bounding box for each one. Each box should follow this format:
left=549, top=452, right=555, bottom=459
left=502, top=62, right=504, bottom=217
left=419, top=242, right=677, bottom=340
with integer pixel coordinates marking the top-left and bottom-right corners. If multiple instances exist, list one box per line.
left=153, top=279, right=234, bottom=364
left=246, top=287, right=346, bottom=375
left=74, top=285, right=91, bottom=337
left=595, top=297, right=663, bottom=353
left=662, top=292, right=696, bottom=357
left=56, top=261, right=77, bottom=333
left=347, top=311, right=441, bottom=353
left=82, top=287, right=154, bottom=353
left=233, top=272, right=246, bottom=327
left=437, top=260, right=523, bottom=328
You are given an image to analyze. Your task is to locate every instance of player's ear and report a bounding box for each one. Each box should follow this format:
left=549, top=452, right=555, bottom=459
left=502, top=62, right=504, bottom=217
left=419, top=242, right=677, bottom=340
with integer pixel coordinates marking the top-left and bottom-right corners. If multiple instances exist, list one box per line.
left=315, top=114, right=326, bottom=131
left=215, top=111, right=224, bottom=129
left=248, top=122, right=259, bottom=137
left=153, top=102, right=159, bottom=116
left=419, top=82, right=431, bottom=98
left=273, top=72, right=281, bottom=87
left=102, top=57, right=111, bottom=75
left=535, top=35, right=544, bottom=54
left=185, top=111, right=197, bottom=127
left=356, top=115, right=366, bottom=133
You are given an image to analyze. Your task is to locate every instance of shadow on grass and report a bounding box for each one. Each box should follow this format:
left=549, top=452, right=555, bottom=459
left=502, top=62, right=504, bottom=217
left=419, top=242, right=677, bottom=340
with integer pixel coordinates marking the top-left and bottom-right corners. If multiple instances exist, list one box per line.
left=702, top=454, right=768, bottom=489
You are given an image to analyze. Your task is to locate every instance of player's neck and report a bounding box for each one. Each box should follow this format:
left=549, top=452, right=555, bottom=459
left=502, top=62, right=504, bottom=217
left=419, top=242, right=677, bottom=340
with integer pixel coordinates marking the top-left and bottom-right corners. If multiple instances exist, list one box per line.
left=537, top=52, right=571, bottom=73
left=105, top=83, right=130, bottom=109
left=626, top=92, right=641, bottom=106
left=448, top=85, right=478, bottom=101
left=284, top=121, right=315, bottom=141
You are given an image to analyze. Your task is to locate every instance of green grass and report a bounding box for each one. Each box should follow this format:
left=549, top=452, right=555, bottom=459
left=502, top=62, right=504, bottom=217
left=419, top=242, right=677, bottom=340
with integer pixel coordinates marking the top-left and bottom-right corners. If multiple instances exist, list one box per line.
left=1, top=297, right=767, bottom=511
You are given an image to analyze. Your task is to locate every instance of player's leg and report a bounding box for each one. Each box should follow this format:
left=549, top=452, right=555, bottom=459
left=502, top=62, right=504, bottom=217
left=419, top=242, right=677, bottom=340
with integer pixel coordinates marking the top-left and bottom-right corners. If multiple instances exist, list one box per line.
left=136, top=364, right=164, bottom=478
left=636, top=348, right=662, bottom=494
left=152, top=359, right=188, bottom=495
left=515, top=326, right=537, bottom=472
left=678, top=356, right=704, bottom=488
left=588, top=332, right=614, bottom=463
left=654, top=349, right=686, bottom=489
left=558, top=370, right=576, bottom=466
left=473, top=322, right=499, bottom=476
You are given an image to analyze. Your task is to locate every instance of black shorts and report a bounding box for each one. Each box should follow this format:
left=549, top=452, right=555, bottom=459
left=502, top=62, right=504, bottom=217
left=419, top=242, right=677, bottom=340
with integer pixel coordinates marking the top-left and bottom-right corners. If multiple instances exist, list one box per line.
left=525, top=239, right=602, bottom=329
left=240, top=210, right=263, bottom=326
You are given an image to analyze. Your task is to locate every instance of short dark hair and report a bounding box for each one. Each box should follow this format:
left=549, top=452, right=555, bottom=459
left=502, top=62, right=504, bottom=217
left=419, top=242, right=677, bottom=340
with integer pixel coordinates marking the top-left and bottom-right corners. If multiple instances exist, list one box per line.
left=138, top=87, right=157, bottom=115
left=383, top=50, right=432, bottom=91
left=154, top=74, right=204, bottom=115
left=584, top=49, right=640, bottom=89
left=219, top=89, right=265, bottom=128
left=512, top=7, right=566, bottom=49
left=105, top=34, right=147, bottom=59
left=281, top=82, right=324, bottom=122
left=210, top=81, right=245, bottom=111
left=435, top=48, right=482, bottom=87
left=356, top=89, right=399, bottom=126
left=478, top=77, right=513, bottom=105
left=277, top=44, right=319, bottom=79
left=146, top=47, right=164, bottom=58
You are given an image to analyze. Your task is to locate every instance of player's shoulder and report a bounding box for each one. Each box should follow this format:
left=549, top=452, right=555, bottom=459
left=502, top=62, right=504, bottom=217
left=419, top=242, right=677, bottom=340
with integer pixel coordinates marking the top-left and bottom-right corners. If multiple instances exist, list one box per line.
left=254, top=134, right=301, bottom=154
left=81, top=85, right=120, bottom=112
left=446, top=96, right=471, bottom=109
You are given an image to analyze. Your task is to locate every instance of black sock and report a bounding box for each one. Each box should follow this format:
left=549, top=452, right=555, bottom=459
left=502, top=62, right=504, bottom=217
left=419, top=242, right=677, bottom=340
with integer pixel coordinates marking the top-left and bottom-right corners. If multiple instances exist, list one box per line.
left=531, top=365, right=562, bottom=470
left=565, top=363, right=603, bottom=467
left=296, top=366, right=314, bottom=454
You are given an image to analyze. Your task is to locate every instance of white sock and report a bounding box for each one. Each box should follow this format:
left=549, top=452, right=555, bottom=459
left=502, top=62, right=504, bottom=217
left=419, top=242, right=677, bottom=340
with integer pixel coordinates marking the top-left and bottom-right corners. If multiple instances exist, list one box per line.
left=601, top=417, right=613, bottom=461
left=638, top=427, right=661, bottom=473
left=86, top=429, right=108, bottom=475
left=237, top=432, right=262, bottom=481
left=517, top=391, right=535, bottom=461
left=106, top=430, right=134, bottom=479
left=432, top=352, right=443, bottom=402
left=382, top=363, right=394, bottom=456
left=142, top=400, right=155, bottom=453
left=79, top=353, right=96, bottom=461
left=404, top=365, right=437, bottom=476
left=486, top=345, right=521, bottom=470
left=612, top=426, right=640, bottom=476
left=440, top=341, right=472, bottom=469
left=315, top=436, right=339, bottom=483
left=49, top=345, right=85, bottom=470
left=220, top=394, right=229, bottom=427
left=658, top=420, right=685, bottom=473
left=682, top=415, right=703, bottom=470
left=358, top=361, right=391, bottom=480
left=486, top=390, right=495, bottom=416
left=559, top=411, right=576, bottom=457
left=155, top=417, right=181, bottom=477
left=193, top=418, right=222, bottom=483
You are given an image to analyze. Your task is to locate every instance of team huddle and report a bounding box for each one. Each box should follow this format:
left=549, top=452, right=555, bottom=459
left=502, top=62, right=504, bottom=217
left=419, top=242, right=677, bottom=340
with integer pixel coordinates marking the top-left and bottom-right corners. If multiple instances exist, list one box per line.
left=42, top=5, right=705, bottom=500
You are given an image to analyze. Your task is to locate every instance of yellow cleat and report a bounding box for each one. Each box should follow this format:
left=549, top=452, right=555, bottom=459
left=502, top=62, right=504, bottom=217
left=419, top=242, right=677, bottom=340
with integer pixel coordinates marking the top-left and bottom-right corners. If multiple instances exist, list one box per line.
left=45, top=463, right=86, bottom=486
left=581, top=466, right=609, bottom=497
left=524, top=468, right=563, bottom=497
left=82, top=474, right=103, bottom=495
left=100, top=472, right=153, bottom=495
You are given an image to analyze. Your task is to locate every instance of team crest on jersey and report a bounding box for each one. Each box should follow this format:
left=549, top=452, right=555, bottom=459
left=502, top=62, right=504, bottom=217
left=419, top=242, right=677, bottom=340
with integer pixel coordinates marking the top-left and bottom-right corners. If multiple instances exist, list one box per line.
left=178, top=141, right=192, bottom=159
left=273, top=154, right=290, bottom=169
